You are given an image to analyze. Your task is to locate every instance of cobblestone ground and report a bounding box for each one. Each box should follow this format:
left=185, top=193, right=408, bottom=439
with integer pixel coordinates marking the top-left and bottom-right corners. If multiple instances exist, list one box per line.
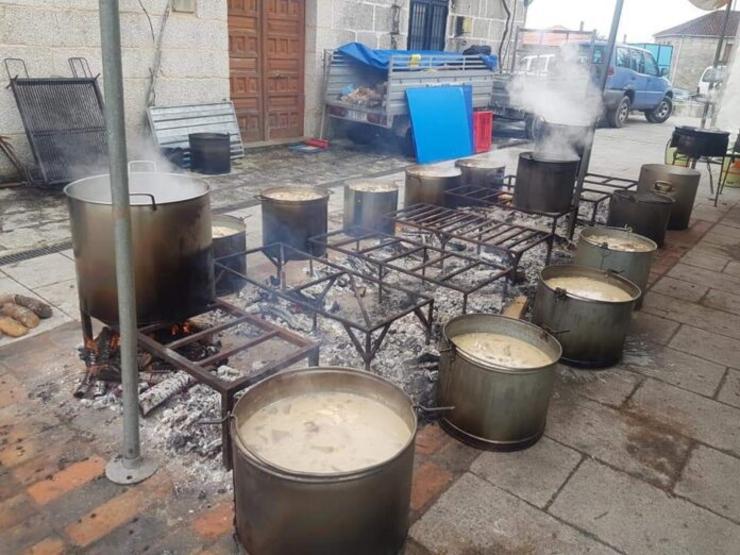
left=2, top=116, right=740, bottom=553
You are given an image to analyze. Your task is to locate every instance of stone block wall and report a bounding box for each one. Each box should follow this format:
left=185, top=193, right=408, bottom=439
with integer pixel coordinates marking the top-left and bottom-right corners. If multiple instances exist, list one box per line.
left=303, top=0, right=525, bottom=138
left=0, top=0, right=229, bottom=181
left=660, top=36, right=723, bottom=91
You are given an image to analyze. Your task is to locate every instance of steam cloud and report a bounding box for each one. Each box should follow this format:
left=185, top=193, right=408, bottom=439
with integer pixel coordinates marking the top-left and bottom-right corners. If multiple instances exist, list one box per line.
left=507, top=44, right=604, bottom=158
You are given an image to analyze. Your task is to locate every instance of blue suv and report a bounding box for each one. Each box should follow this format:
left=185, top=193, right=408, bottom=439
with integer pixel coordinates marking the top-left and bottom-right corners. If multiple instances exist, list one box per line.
left=583, top=42, right=674, bottom=128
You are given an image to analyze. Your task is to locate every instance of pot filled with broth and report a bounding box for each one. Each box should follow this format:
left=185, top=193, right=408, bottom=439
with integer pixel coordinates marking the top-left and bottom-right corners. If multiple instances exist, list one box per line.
left=437, top=314, right=562, bottom=451
left=231, top=367, right=416, bottom=555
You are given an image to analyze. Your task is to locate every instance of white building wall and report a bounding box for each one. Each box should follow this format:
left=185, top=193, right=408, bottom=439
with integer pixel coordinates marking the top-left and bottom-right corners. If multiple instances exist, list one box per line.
left=0, top=0, right=229, bottom=180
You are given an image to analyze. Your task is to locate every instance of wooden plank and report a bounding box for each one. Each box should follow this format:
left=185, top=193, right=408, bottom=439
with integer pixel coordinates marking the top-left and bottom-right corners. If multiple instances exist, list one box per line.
left=502, top=295, right=530, bottom=320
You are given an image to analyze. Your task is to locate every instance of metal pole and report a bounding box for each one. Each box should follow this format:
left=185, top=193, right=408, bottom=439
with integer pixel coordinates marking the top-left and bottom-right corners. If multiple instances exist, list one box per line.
left=567, top=0, right=625, bottom=239
left=701, top=0, right=733, bottom=128
left=99, top=0, right=157, bottom=485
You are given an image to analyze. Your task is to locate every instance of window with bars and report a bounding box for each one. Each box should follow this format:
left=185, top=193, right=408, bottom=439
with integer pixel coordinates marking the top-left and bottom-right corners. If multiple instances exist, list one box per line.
left=408, top=0, right=449, bottom=51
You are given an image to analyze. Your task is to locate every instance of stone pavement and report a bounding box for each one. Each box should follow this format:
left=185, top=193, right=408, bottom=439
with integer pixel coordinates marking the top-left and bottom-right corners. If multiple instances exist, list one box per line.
left=2, top=116, right=740, bottom=553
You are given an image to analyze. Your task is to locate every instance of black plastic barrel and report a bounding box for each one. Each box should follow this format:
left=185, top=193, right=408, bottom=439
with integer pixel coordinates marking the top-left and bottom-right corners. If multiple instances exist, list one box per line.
left=189, top=133, right=231, bottom=174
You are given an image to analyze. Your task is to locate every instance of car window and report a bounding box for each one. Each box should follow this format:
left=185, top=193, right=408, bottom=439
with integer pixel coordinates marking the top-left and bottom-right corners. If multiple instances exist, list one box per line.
left=630, top=49, right=645, bottom=73
left=616, top=47, right=630, bottom=68
left=644, top=52, right=659, bottom=76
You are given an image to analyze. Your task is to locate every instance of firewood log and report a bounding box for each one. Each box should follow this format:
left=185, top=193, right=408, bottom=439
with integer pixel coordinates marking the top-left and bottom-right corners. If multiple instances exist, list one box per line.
left=1, top=303, right=40, bottom=328
left=0, top=294, right=13, bottom=305
left=139, top=371, right=195, bottom=416
left=0, top=316, right=28, bottom=337
left=13, top=295, right=53, bottom=318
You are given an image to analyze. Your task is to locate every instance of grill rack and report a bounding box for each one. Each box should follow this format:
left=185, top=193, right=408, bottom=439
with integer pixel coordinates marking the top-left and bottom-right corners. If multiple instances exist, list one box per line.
left=578, top=173, right=638, bottom=225
left=216, top=243, right=435, bottom=370
left=310, top=228, right=513, bottom=313
left=79, top=299, right=319, bottom=468
left=389, top=204, right=554, bottom=272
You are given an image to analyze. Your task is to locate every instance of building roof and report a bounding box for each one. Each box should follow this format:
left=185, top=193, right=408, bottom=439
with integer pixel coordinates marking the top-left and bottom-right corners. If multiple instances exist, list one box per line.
left=654, top=10, right=740, bottom=38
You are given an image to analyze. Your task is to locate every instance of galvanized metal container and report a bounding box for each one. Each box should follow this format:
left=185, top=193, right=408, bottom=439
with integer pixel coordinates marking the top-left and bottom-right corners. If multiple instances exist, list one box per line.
left=607, top=190, right=674, bottom=247
left=212, top=215, right=247, bottom=296
left=258, top=186, right=330, bottom=260
left=513, top=152, right=579, bottom=214
left=437, top=314, right=561, bottom=451
left=575, top=226, right=657, bottom=310
left=454, top=158, right=506, bottom=188
left=404, top=165, right=462, bottom=207
left=231, top=367, right=416, bottom=555
left=532, top=265, right=641, bottom=368
left=343, top=181, right=399, bottom=236
left=65, top=172, right=214, bottom=326
left=637, top=164, right=701, bottom=230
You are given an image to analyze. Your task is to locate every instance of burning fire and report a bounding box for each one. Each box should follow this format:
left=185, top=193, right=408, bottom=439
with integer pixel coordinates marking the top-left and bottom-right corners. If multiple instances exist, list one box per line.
left=170, top=321, right=194, bottom=336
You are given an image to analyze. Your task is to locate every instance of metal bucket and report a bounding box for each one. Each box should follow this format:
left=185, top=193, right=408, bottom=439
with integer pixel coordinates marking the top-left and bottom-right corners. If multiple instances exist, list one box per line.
left=454, top=158, right=506, bottom=188
left=437, top=314, right=561, bottom=450
left=65, top=172, right=214, bottom=326
left=575, top=226, right=657, bottom=310
left=513, top=152, right=579, bottom=214
left=532, top=265, right=641, bottom=368
left=607, top=190, right=675, bottom=247
left=212, top=215, right=247, bottom=296
left=637, top=164, right=701, bottom=230
left=231, top=367, right=416, bottom=555
left=189, top=132, right=231, bottom=174
left=258, top=186, right=330, bottom=260
left=404, top=165, right=462, bottom=207
left=343, top=181, right=399, bottom=236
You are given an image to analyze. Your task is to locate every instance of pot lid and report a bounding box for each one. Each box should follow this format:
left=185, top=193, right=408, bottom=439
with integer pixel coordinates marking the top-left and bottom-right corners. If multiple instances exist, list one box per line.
left=64, top=172, right=208, bottom=205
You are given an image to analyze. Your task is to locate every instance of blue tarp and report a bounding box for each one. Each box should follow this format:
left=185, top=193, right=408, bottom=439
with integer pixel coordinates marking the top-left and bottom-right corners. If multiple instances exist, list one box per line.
left=336, top=42, right=497, bottom=72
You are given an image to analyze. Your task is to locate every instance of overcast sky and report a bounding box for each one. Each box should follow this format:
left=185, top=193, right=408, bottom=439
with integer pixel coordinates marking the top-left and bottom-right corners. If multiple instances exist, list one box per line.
left=525, top=0, right=731, bottom=43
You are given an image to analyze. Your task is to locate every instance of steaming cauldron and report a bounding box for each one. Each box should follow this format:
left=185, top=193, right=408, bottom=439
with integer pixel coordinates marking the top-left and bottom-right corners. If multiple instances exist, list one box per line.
left=65, top=172, right=214, bottom=326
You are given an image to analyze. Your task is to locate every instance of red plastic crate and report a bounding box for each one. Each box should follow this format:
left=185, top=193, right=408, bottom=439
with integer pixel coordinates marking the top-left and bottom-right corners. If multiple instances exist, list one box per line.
left=473, top=111, right=493, bottom=153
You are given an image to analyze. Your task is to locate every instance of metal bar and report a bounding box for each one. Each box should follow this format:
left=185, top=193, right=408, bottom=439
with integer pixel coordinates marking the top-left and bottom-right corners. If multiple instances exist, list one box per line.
left=165, top=315, right=252, bottom=350
left=99, top=0, right=155, bottom=484
left=198, top=331, right=279, bottom=368
left=702, top=0, right=733, bottom=128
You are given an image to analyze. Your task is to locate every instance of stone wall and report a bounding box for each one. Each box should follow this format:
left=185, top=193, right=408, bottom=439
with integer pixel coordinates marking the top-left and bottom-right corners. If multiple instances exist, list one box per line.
left=660, top=35, right=730, bottom=91
left=0, top=0, right=229, bottom=181
left=303, top=0, right=526, bottom=137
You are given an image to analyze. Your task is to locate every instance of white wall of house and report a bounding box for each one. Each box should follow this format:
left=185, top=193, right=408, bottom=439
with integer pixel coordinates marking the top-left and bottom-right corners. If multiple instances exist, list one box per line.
left=0, top=0, right=229, bottom=180
left=658, top=34, right=736, bottom=91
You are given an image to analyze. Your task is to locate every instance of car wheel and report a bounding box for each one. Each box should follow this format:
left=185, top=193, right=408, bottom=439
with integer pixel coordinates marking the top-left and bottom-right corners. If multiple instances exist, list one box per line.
left=645, top=97, right=673, bottom=123
left=607, top=95, right=631, bottom=128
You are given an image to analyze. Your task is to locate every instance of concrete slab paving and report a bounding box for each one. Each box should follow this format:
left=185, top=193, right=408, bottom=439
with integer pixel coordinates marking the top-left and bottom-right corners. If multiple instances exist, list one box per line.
left=667, top=263, right=740, bottom=295
left=549, top=459, right=740, bottom=555
left=681, top=244, right=733, bottom=271
left=555, top=365, right=642, bottom=407
left=627, top=378, right=740, bottom=457
left=650, top=276, right=709, bottom=303
left=32, top=279, right=79, bottom=320
left=619, top=342, right=727, bottom=397
left=723, top=260, right=740, bottom=278
left=546, top=391, right=691, bottom=488
left=669, top=324, right=740, bottom=368
left=675, top=445, right=740, bottom=523
left=470, top=436, right=582, bottom=508
left=626, top=310, right=681, bottom=346
left=717, top=368, right=740, bottom=409
left=701, top=288, right=740, bottom=316
left=410, top=473, right=617, bottom=554
left=1, top=253, right=76, bottom=289
left=642, top=291, right=740, bottom=341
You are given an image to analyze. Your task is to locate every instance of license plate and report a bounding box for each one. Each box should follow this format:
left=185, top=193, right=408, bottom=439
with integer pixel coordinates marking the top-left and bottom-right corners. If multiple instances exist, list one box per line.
left=347, top=109, right=366, bottom=122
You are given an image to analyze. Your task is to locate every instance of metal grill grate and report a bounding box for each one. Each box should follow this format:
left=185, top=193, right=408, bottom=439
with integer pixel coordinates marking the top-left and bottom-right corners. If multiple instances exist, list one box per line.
left=9, top=77, right=107, bottom=185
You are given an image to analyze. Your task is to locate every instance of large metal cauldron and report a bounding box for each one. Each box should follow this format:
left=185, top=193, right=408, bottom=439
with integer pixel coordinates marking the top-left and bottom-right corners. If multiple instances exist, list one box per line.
left=65, top=172, right=214, bottom=325
left=343, top=181, right=398, bottom=236
left=258, top=186, right=330, bottom=260
left=607, top=190, right=674, bottom=246
left=455, top=158, right=506, bottom=188
left=404, top=165, right=462, bottom=207
left=575, top=227, right=657, bottom=310
left=437, top=314, right=561, bottom=451
left=533, top=265, right=641, bottom=368
left=535, top=121, right=593, bottom=160
left=514, top=152, right=579, bottom=214
left=671, top=126, right=729, bottom=159
left=637, top=164, right=701, bottom=230
left=231, top=367, right=416, bottom=555
left=212, top=215, right=247, bottom=296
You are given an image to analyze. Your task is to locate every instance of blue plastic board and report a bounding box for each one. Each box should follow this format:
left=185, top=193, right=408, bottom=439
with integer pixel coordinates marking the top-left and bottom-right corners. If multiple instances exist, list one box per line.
left=406, top=86, right=474, bottom=164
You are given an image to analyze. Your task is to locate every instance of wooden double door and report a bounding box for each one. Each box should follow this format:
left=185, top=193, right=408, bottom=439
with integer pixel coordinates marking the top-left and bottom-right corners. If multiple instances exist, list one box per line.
left=228, top=0, right=305, bottom=142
